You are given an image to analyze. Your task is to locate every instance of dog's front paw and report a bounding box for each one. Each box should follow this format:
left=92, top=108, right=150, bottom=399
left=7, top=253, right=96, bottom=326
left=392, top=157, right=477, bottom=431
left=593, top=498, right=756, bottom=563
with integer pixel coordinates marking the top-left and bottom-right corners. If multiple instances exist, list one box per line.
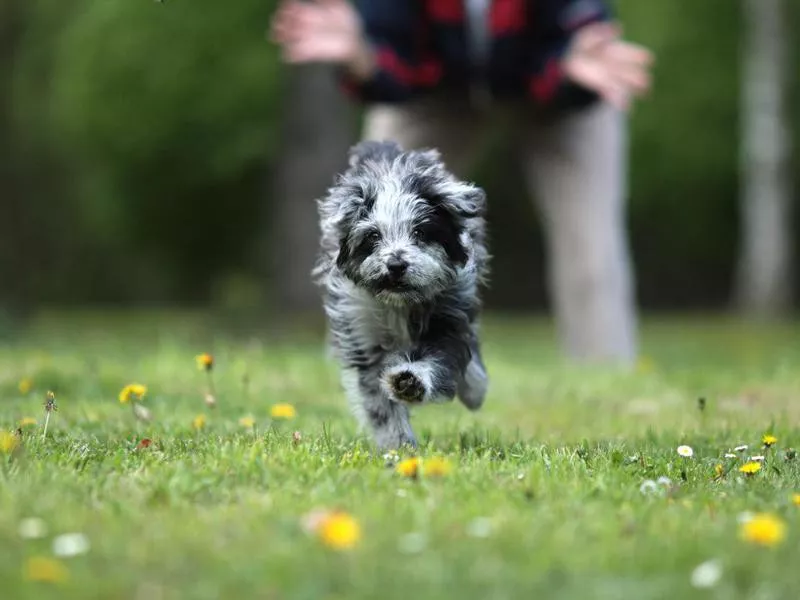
left=389, top=370, right=426, bottom=404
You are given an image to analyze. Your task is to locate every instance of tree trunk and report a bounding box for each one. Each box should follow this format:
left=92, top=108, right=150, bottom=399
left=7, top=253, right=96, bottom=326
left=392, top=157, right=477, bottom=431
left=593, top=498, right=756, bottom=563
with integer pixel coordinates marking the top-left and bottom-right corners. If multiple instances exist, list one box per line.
left=734, top=0, right=794, bottom=317
left=266, top=64, right=355, bottom=314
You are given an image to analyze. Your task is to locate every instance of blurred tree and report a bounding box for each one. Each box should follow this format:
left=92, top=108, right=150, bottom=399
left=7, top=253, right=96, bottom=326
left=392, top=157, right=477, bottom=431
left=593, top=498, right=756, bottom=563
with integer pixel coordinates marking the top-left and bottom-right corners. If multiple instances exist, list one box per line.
left=266, top=64, right=355, bottom=313
left=734, top=0, right=794, bottom=317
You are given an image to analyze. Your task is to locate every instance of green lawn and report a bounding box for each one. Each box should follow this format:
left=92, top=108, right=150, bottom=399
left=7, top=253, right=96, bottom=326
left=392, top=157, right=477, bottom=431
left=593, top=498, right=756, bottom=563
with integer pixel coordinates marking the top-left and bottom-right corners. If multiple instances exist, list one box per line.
left=2, top=311, right=800, bottom=600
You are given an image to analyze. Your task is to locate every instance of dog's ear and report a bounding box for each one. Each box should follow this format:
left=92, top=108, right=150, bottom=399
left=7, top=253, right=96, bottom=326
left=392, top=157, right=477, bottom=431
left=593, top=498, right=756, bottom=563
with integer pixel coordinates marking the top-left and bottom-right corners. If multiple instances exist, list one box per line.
left=348, top=140, right=403, bottom=168
left=444, top=184, right=487, bottom=220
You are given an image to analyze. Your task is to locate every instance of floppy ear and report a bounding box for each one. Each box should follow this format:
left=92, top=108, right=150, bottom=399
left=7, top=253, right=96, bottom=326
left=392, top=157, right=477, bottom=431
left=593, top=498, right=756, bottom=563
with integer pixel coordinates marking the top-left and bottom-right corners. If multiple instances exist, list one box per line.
left=348, top=140, right=403, bottom=168
left=445, top=183, right=487, bottom=220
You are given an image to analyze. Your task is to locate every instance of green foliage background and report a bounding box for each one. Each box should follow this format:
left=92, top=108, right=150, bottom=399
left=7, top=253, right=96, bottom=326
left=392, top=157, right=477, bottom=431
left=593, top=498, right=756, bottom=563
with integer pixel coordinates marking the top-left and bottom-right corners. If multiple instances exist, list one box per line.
left=2, top=0, right=798, bottom=310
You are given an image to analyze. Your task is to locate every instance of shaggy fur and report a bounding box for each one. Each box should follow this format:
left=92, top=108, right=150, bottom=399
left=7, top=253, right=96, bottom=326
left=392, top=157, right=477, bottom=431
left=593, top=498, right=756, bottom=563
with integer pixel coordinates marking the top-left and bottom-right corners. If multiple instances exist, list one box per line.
left=312, top=140, right=490, bottom=449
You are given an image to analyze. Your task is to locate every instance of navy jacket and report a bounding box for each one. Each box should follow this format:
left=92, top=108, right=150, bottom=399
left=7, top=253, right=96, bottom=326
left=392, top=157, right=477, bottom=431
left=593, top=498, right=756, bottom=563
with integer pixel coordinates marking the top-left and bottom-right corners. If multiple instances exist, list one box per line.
left=340, top=0, right=611, bottom=109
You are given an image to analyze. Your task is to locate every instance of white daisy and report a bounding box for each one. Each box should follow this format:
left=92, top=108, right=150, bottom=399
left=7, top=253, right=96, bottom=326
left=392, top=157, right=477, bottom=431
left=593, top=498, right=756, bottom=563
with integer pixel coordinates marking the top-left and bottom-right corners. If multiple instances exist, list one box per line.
left=52, top=532, right=91, bottom=557
left=657, top=476, right=673, bottom=486
left=749, top=455, right=766, bottom=462
left=690, top=559, right=722, bottom=589
left=734, top=445, right=748, bottom=452
left=724, top=453, right=737, bottom=459
left=677, top=445, right=694, bottom=458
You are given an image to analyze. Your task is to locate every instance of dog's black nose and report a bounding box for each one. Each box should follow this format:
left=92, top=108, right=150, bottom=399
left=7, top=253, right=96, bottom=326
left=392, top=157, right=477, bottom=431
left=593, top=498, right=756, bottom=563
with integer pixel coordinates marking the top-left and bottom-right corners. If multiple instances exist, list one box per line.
left=386, top=257, right=408, bottom=278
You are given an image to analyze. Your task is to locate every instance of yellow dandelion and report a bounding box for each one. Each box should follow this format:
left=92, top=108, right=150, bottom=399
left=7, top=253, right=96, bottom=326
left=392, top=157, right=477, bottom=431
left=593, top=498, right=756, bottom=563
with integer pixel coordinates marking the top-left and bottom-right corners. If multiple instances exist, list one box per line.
left=791, top=493, right=800, bottom=507
left=18, top=378, right=33, bottom=394
left=1, top=431, right=19, bottom=454
left=396, top=457, right=421, bottom=478
left=23, top=556, right=69, bottom=583
left=192, top=414, right=207, bottom=430
left=762, top=434, right=778, bottom=448
left=270, top=403, right=296, bottom=419
left=740, top=513, right=786, bottom=547
left=714, top=464, right=724, bottom=477
left=119, top=383, right=147, bottom=404
left=317, top=511, right=361, bottom=550
left=18, top=417, right=37, bottom=427
left=739, top=462, right=761, bottom=475
left=195, top=353, right=214, bottom=372
left=423, top=456, right=453, bottom=477
left=239, top=416, right=256, bottom=428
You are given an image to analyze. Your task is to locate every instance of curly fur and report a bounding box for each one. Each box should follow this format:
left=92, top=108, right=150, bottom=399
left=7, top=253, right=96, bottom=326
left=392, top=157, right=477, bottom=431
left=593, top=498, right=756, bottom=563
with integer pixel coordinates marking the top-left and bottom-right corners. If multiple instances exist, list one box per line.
left=312, top=140, right=491, bottom=449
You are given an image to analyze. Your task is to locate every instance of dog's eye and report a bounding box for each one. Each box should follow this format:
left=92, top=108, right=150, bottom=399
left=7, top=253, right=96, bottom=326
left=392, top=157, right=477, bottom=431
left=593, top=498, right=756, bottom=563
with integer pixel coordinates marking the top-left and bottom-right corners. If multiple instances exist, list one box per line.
left=412, top=225, right=429, bottom=242
left=365, top=230, right=381, bottom=244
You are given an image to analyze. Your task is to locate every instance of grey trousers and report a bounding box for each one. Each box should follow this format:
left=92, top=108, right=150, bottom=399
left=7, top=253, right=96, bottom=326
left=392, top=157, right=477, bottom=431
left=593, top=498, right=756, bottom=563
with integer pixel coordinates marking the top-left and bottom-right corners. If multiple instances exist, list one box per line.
left=362, top=97, right=638, bottom=365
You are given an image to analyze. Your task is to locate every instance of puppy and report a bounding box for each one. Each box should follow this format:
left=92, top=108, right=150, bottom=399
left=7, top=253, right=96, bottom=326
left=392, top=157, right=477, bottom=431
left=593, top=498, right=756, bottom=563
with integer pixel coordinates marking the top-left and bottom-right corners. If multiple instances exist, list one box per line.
left=313, top=140, right=490, bottom=449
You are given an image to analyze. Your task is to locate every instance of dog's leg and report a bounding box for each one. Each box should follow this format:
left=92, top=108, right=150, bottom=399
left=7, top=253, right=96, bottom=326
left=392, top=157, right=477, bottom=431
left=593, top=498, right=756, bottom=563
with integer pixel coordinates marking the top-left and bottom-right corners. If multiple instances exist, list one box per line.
left=342, top=367, right=418, bottom=449
left=457, top=337, right=488, bottom=411
left=380, top=323, right=472, bottom=407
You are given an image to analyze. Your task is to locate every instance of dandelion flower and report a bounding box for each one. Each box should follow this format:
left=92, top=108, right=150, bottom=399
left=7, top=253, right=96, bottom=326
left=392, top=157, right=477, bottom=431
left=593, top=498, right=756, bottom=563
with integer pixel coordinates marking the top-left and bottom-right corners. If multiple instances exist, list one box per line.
left=424, top=456, right=453, bottom=477
left=714, top=464, right=724, bottom=477
left=317, top=511, right=361, bottom=550
left=639, top=480, right=658, bottom=495
left=52, top=533, right=90, bottom=558
left=762, top=434, right=778, bottom=448
left=396, top=457, right=421, bottom=478
left=18, top=417, right=37, bottom=427
left=119, top=383, right=146, bottom=404
left=192, top=414, right=207, bottom=430
left=690, top=559, right=722, bottom=589
left=23, top=556, right=69, bottom=583
left=739, top=462, right=761, bottom=475
left=677, top=445, right=694, bottom=458
left=239, top=416, right=256, bottom=428
left=739, top=513, right=786, bottom=547
left=18, top=378, right=33, bottom=394
left=270, top=403, right=296, bottom=419
left=0, top=430, right=19, bottom=454
left=195, top=353, right=214, bottom=372
left=792, top=493, right=800, bottom=507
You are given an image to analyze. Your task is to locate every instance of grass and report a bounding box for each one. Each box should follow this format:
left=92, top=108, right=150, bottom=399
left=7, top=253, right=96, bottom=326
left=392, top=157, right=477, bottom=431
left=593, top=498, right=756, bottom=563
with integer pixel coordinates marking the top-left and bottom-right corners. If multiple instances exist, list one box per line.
left=2, top=311, right=800, bottom=600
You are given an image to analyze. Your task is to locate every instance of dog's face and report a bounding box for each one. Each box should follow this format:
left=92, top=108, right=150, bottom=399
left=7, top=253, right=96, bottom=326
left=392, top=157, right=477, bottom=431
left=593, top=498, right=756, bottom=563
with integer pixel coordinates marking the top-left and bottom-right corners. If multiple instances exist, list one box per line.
left=321, top=141, right=486, bottom=306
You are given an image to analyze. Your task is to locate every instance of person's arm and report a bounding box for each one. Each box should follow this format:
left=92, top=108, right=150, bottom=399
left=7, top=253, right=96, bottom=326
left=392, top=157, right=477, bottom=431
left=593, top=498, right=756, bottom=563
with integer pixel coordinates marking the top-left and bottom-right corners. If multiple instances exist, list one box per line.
left=526, top=0, right=653, bottom=111
left=270, top=0, right=440, bottom=103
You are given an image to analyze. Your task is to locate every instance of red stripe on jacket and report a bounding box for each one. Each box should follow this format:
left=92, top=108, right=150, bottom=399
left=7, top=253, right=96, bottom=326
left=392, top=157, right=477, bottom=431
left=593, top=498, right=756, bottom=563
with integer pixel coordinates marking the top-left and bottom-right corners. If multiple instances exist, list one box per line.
left=490, top=0, right=526, bottom=35
left=529, top=58, right=562, bottom=102
left=425, top=0, right=464, bottom=22
left=376, top=47, right=443, bottom=87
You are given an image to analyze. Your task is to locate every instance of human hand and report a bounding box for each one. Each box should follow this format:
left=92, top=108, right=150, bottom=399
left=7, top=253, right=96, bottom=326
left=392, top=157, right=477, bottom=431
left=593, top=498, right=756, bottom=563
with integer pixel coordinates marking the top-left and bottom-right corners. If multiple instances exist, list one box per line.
left=562, top=21, right=654, bottom=111
left=270, top=0, right=374, bottom=76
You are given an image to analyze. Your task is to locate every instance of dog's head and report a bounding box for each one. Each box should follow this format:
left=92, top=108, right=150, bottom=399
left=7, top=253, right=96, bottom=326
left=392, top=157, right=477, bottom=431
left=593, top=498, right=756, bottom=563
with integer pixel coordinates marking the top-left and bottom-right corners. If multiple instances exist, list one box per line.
left=319, top=140, right=486, bottom=306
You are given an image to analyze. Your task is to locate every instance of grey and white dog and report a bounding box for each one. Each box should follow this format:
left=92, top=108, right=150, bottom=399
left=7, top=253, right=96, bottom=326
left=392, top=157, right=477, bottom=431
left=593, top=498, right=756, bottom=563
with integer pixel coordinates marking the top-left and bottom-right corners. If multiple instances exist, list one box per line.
left=312, top=140, right=490, bottom=449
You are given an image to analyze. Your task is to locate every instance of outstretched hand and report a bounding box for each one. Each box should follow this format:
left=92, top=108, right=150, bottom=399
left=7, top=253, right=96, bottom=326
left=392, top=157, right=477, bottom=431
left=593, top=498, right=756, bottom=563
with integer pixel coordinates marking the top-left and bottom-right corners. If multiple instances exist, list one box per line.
left=562, top=22, right=654, bottom=111
left=270, top=0, right=362, bottom=63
